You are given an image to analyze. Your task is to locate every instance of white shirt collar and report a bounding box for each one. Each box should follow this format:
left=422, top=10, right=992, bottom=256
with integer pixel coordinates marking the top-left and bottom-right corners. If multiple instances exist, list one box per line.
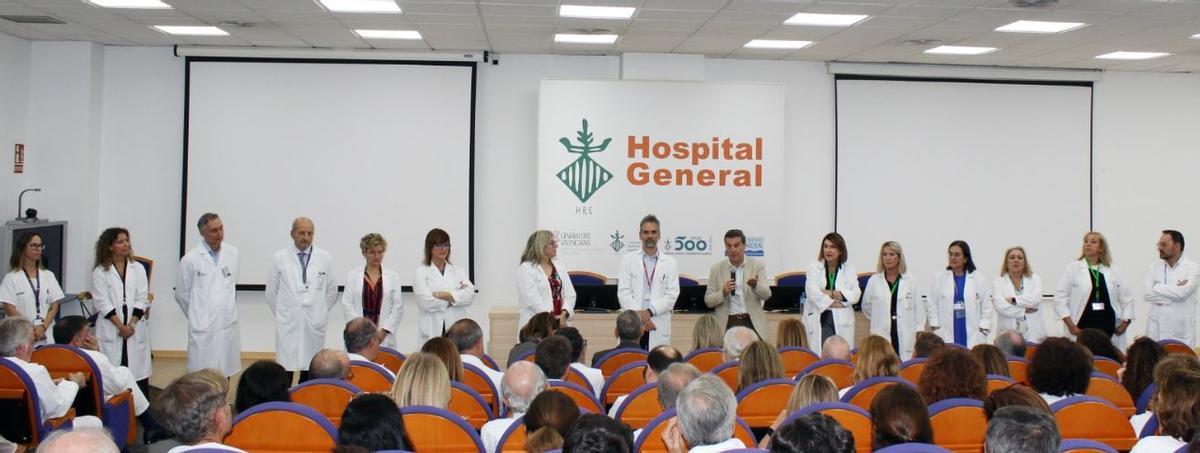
left=688, top=437, right=746, bottom=453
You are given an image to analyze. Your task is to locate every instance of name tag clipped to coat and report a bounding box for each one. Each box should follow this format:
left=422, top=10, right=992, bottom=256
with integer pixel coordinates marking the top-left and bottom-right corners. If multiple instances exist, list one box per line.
left=1091, top=302, right=1105, bottom=311
left=953, top=302, right=966, bottom=319
left=222, top=266, right=232, bottom=278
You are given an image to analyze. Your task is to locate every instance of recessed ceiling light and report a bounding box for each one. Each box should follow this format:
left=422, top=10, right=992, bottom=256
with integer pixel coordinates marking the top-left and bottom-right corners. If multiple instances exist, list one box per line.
left=318, top=0, right=400, bottom=14
left=744, top=39, right=814, bottom=50
left=86, top=0, right=171, bottom=8
left=784, top=13, right=869, bottom=27
left=1190, top=33, right=1200, bottom=39
left=559, top=5, right=635, bottom=20
left=152, top=25, right=227, bottom=36
left=925, top=45, right=998, bottom=55
left=995, top=20, right=1085, bottom=33
left=554, top=33, right=618, bottom=44
left=1095, top=51, right=1169, bottom=60
left=355, top=29, right=421, bottom=39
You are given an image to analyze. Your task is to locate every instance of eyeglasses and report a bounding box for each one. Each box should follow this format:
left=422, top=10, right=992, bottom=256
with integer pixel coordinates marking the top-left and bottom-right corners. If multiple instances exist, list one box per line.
left=27, top=244, right=45, bottom=250
left=434, top=243, right=451, bottom=249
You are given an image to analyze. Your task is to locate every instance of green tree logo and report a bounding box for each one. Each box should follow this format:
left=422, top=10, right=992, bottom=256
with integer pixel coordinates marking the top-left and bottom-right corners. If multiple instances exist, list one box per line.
left=557, top=119, right=613, bottom=203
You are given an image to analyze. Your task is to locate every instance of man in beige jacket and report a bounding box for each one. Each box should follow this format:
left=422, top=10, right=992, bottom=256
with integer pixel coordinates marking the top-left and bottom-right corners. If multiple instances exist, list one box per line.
left=704, top=229, right=772, bottom=337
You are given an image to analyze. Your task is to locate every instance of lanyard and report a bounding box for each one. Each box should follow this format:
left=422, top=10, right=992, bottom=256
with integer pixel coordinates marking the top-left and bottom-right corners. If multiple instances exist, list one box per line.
left=643, top=255, right=658, bottom=290
left=25, top=269, right=40, bottom=321
left=117, top=261, right=128, bottom=303
left=888, top=275, right=900, bottom=295
left=826, top=265, right=838, bottom=290
left=1088, top=264, right=1102, bottom=301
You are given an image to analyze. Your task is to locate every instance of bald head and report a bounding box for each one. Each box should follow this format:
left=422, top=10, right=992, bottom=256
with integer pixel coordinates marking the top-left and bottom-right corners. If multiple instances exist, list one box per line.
left=723, top=326, right=758, bottom=362
left=291, top=217, right=314, bottom=250
left=821, top=335, right=851, bottom=361
left=308, top=349, right=349, bottom=380
left=501, top=361, right=547, bottom=414
left=38, top=428, right=119, bottom=453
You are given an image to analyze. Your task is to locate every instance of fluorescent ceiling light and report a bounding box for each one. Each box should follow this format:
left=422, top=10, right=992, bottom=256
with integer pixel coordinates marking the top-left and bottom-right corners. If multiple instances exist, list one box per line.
left=995, top=20, right=1086, bottom=34
left=153, top=25, right=227, bottom=36
left=744, top=39, right=813, bottom=49
left=1190, top=33, right=1200, bottom=39
left=355, top=29, right=421, bottom=39
left=559, top=5, right=635, bottom=19
left=318, top=0, right=400, bottom=14
left=784, top=13, right=869, bottom=27
left=86, top=0, right=171, bottom=8
left=554, top=33, right=618, bottom=44
left=1095, top=51, right=1169, bottom=60
left=925, top=45, right=997, bottom=55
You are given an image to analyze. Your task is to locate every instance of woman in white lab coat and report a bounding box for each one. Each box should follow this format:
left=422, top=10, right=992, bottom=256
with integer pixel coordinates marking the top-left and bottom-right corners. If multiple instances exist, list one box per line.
left=862, top=241, right=923, bottom=360
left=0, top=232, right=76, bottom=346
left=992, top=246, right=1047, bottom=342
left=414, top=228, right=475, bottom=346
left=1053, top=231, right=1135, bottom=348
left=91, top=227, right=152, bottom=389
left=804, top=232, right=861, bottom=350
left=517, top=229, right=576, bottom=331
left=928, top=240, right=992, bottom=347
left=340, top=233, right=403, bottom=349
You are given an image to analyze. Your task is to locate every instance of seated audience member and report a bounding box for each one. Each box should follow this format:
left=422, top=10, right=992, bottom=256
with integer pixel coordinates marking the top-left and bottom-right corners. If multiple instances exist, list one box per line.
left=557, top=327, right=604, bottom=397
left=594, top=310, right=644, bottom=366
left=609, top=345, right=684, bottom=417
left=524, top=391, right=580, bottom=453
left=722, top=326, right=758, bottom=362
left=391, top=353, right=451, bottom=409
left=563, top=414, right=636, bottom=453
left=534, top=335, right=573, bottom=380
left=983, top=384, right=1052, bottom=420
left=662, top=374, right=745, bottom=452
left=851, top=335, right=901, bottom=388
left=481, top=361, right=548, bottom=453
left=820, top=335, right=851, bottom=361
left=920, top=347, right=987, bottom=404
left=234, top=360, right=291, bottom=413
left=737, top=340, right=785, bottom=393
left=1132, top=354, right=1200, bottom=434
left=38, top=427, right=119, bottom=453
left=870, top=383, right=934, bottom=451
left=767, top=413, right=855, bottom=453
left=971, top=344, right=1011, bottom=377
left=342, top=318, right=392, bottom=378
left=53, top=316, right=158, bottom=431
left=421, top=336, right=464, bottom=381
left=761, top=374, right=840, bottom=448
left=1027, top=337, right=1092, bottom=404
left=336, top=393, right=407, bottom=452
left=658, top=362, right=703, bottom=411
left=1076, top=327, right=1125, bottom=362
left=448, top=318, right=504, bottom=389
left=1131, top=369, right=1200, bottom=453
left=153, top=369, right=243, bottom=452
left=1121, top=337, right=1166, bottom=402
left=913, top=331, right=946, bottom=359
left=508, top=312, right=558, bottom=367
left=984, top=406, right=1060, bottom=453
left=993, top=330, right=1026, bottom=358
left=0, top=318, right=90, bottom=423
left=692, top=314, right=724, bottom=352
left=775, top=318, right=808, bottom=349
left=307, top=348, right=351, bottom=380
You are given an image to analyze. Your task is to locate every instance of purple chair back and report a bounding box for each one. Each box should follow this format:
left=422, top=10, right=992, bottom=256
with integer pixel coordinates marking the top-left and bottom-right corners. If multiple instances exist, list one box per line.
left=350, top=360, right=396, bottom=383
left=1136, top=383, right=1156, bottom=414
left=0, top=357, right=63, bottom=443
left=684, top=347, right=723, bottom=360
left=1059, top=439, right=1118, bottom=453
left=594, top=347, right=647, bottom=370
left=1140, top=413, right=1159, bottom=439
left=450, top=380, right=496, bottom=419
left=399, top=405, right=486, bottom=452
left=875, top=443, right=953, bottom=453
left=231, top=401, right=338, bottom=442
left=494, top=416, right=526, bottom=452
left=289, top=378, right=362, bottom=394
left=928, top=397, right=984, bottom=414
left=613, top=382, right=657, bottom=421
left=482, top=354, right=501, bottom=371
left=1049, top=395, right=1119, bottom=412
left=841, top=376, right=916, bottom=403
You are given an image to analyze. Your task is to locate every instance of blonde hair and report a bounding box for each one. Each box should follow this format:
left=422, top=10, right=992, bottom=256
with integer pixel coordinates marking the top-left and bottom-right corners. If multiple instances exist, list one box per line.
left=692, top=314, right=723, bottom=351
left=1078, top=231, right=1113, bottom=267
left=359, top=233, right=387, bottom=253
left=520, top=230, right=556, bottom=264
left=391, top=353, right=450, bottom=409
left=1000, top=246, right=1033, bottom=277
left=853, top=335, right=901, bottom=384
left=775, top=319, right=807, bottom=349
left=737, top=341, right=785, bottom=393
left=787, top=374, right=839, bottom=412
left=875, top=241, right=908, bottom=275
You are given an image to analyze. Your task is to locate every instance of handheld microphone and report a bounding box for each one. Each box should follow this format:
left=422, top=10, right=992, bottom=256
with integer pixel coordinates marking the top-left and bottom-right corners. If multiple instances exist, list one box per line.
left=730, top=269, right=737, bottom=296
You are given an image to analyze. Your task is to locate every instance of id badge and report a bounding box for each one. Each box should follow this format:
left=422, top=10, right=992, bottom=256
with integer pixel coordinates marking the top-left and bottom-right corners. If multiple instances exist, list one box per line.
left=222, top=266, right=232, bottom=278
left=953, top=302, right=966, bottom=319
left=1091, top=303, right=1105, bottom=311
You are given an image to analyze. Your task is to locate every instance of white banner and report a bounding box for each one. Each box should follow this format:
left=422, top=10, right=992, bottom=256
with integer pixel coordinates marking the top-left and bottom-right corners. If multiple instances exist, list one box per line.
left=537, top=80, right=785, bottom=281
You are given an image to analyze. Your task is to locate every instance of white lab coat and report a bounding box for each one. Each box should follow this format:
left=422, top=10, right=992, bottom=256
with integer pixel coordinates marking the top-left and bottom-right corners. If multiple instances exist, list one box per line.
left=992, top=274, right=1047, bottom=343
left=174, top=242, right=241, bottom=377
left=413, top=262, right=475, bottom=346
left=82, top=348, right=150, bottom=415
left=516, top=260, right=577, bottom=331
left=617, top=251, right=680, bottom=349
left=0, top=268, right=65, bottom=345
left=4, top=357, right=79, bottom=420
left=1144, top=256, right=1200, bottom=346
left=1053, top=259, right=1135, bottom=349
left=804, top=260, right=862, bottom=350
left=91, top=261, right=152, bottom=380
left=928, top=269, right=993, bottom=347
left=861, top=272, right=922, bottom=360
left=340, top=266, right=404, bottom=349
left=265, top=246, right=337, bottom=371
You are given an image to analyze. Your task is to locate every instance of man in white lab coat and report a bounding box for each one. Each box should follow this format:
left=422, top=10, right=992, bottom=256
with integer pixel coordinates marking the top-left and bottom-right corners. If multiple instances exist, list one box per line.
left=0, top=317, right=88, bottom=423
left=175, top=213, right=242, bottom=377
left=1144, top=230, right=1200, bottom=346
left=617, top=214, right=680, bottom=350
left=266, top=217, right=337, bottom=383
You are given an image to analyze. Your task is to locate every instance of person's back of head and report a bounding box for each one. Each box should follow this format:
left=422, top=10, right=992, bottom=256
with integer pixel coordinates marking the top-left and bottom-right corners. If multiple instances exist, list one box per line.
left=1028, top=337, right=1092, bottom=398
left=38, top=427, right=119, bottom=453
left=309, top=348, right=351, bottom=380
left=970, top=344, right=1011, bottom=377
left=646, top=345, right=684, bottom=381
left=0, top=317, right=33, bottom=358
left=769, top=413, right=855, bottom=453
left=524, top=390, right=580, bottom=451
left=737, top=340, right=784, bottom=392
left=657, top=362, right=702, bottom=410
left=153, top=369, right=231, bottom=445
left=920, top=347, right=987, bottom=404
left=235, top=360, right=291, bottom=413
left=993, top=330, right=1026, bottom=358
left=421, top=336, right=464, bottom=381
left=616, top=310, right=643, bottom=342
left=870, top=382, right=933, bottom=450
left=1122, top=337, right=1166, bottom=401
left=913, top=332, right=945, bottom=359
left=985, top=406, right=1060, bottom=453
left=51, top=316, right=89, bottom=346
left=556, top=327, right=586, bottom=364
left=983, top=384, right=1051, bottom=420
left=337, top=393, right=407, bottom=452
left=1155, top=368, right=1200, bottom=442
left=447, top=318, right=485, bottom=356
left=786, top=374, right=839, bottom=413
left=343, top=317, right=379, bottom=357
left=563, top=414, right=635, bottom=453
left=775, top=318, right=808, bottom=349
left=1076, top=328, right=1124, bottom=362
left=391, top=353, right=451, bottom=408
left=502, top=361, right=548, bottom=415
left=535, top=336, right=573, bottom=379
left=821, top=335, right=851, bottom=361
left=723, top=326, right=758, bottom=362
left=692, top=314, right=723, bottom=351
left=676, top=374, right=737, bottom=447
left=853, top=335, right=900, bottom=383
left=520, top=312, right=558, bottom=343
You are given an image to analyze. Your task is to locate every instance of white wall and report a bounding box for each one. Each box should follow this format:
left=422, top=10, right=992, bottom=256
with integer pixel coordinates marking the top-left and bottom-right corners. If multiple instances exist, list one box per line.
left=0, top=33, right=31, bottom=231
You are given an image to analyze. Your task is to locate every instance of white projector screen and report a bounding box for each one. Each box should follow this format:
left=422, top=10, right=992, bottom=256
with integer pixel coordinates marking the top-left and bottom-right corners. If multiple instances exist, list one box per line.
left=183, top=59, right=474, bottom=287
left=836, top=77, right=1091, bottom=295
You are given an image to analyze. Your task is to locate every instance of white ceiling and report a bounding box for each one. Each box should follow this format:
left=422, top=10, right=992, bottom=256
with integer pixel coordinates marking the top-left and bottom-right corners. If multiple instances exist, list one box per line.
left=2, top=0, right=1200, bottom=72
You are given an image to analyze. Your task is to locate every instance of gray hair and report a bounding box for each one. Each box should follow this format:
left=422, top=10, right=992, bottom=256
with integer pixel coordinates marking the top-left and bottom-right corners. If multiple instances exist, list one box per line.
left=38, top=427, right=119, bottom=453
left=447, top=318, right=484, bottom=353
left=821, top=335, right=851, bottom=361
left=309, top=349, right=349, bottom=380
left=153, top=370, right=229, bottom=444
left=501, top=361, right=547, bottom=414
left=657, top=362, right=702, bottom=410
left=985, top=406, right=1060, bottom=453
left=616, top=310, right=643, bottom=341
left=723, top=326, right=757, bottom=362
left=343, top=318, right=378, bottom=354
left=994, top=330, right=1026, bottom=358
left=676, top=375, right=737, bottom=447
left=0, top=317, right=33, bottom=357
left=196, top=212, right=219, bottom=231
